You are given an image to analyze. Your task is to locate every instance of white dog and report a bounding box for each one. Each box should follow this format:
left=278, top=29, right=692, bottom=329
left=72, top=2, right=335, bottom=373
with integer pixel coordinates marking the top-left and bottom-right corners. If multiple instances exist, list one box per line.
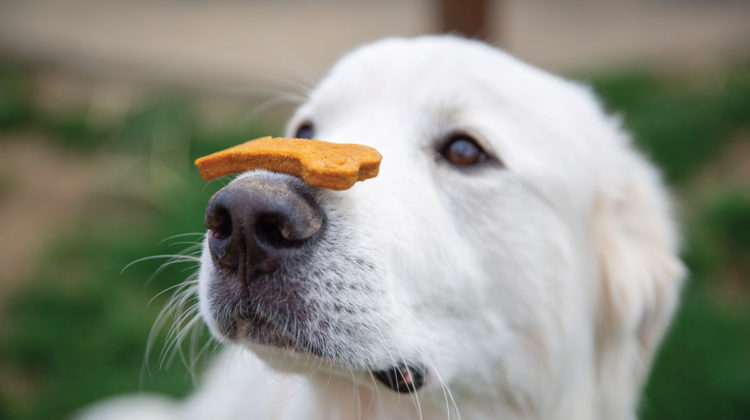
left=80, top=35, right=684, bottom=420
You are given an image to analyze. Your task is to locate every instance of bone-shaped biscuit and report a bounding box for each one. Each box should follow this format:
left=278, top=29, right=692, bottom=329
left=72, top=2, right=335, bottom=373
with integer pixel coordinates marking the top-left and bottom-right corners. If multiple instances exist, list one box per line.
left=194, top=136, right=382, bottom=190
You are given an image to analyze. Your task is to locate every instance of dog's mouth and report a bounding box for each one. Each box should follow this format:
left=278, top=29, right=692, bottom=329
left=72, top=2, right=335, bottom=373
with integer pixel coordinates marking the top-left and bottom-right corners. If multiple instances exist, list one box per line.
left=372, top=363, right=426, bottom=393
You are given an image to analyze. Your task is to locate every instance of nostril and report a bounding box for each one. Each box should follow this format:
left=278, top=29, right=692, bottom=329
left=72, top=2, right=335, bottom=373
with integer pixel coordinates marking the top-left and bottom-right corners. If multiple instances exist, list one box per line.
left=255, top=214, right=306, bottom=249
left=206, top=206, right=232, bottom=240
left=205, top=204, right=237, bottom=271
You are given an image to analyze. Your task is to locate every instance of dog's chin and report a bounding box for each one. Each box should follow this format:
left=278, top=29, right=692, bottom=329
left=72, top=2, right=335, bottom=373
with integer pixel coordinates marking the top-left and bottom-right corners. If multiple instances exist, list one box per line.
left=210, top=314, right=428, bottom=394
left=211, top=315, right=337, bottom=375
left=245, top=341, right=330, bottom=374
left=247, top=340, right=428, bottom=394
left=212, top=309, right=321, bottom=357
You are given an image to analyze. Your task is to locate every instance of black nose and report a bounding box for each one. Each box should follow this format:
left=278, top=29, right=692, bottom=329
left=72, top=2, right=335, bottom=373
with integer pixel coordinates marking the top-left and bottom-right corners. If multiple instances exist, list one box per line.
left=204, top=178, right=323, bottom=276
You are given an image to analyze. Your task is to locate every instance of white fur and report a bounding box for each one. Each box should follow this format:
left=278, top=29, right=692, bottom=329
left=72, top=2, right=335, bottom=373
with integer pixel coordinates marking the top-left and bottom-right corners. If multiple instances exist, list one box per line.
left=78, top=36, right=684, bottom=420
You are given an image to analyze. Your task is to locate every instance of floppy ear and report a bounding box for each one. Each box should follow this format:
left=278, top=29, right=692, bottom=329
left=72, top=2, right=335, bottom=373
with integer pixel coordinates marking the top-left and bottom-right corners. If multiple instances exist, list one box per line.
left=593, top=153, right=685, bottom=409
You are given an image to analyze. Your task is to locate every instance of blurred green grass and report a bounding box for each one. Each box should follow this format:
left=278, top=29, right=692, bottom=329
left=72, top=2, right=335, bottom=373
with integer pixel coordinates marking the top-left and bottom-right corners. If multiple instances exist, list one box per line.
left=588, top=66, right=750, bottom=183
left=0, top=62, right=748, bottom=419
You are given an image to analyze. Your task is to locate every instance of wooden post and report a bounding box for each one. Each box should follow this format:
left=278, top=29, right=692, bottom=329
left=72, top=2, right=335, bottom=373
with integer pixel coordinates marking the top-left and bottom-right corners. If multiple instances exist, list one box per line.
left=438, top=0, right=494, bottom=41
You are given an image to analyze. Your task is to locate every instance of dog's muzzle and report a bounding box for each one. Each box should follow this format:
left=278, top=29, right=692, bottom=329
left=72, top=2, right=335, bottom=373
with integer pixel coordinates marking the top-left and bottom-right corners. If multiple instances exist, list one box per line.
left=203, top=175, right=427, bottom=393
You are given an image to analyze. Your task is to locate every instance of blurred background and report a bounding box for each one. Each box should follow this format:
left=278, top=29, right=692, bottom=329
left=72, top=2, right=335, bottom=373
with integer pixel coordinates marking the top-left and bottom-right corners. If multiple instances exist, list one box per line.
left=0, top=0, right=748, bottom=419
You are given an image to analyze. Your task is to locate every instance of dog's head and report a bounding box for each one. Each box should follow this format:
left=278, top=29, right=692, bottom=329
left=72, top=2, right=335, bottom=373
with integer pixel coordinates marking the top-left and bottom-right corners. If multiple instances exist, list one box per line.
left=197, top=36, right=684, bottom=417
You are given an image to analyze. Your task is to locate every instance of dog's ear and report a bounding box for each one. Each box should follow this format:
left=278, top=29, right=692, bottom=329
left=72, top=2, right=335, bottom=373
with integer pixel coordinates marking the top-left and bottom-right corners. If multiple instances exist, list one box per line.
left=593, top=154, right=685, bottom=390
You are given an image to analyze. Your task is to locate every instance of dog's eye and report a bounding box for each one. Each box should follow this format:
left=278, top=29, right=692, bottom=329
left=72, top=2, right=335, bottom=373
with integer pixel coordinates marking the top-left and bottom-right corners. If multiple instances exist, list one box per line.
left=440, top=134, right=487, bottom=166
left=294, top=122, right=315, bottom=139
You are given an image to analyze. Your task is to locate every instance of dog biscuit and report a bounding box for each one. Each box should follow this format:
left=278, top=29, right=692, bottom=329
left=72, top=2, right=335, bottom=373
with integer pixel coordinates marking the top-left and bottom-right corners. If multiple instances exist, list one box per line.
left=195, top=136, right=382, bottom=190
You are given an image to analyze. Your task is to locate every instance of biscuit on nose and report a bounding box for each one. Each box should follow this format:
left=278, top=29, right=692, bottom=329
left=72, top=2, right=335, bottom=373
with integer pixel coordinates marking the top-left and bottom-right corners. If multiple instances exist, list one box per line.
left=195, top=136, right=382, bottom=190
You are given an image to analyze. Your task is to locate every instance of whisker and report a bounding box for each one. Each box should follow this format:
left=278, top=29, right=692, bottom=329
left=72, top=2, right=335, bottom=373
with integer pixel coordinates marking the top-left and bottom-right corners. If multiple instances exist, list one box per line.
left=366, top=370, right=383, bottom=412
left=121, top=254, right=200, bottom=275
left=166, top=241, right=204, bottom=248
left=350, top=368, right=362, bottom=420
left=145, top=258, right=201, bottom=287
left=139, top=235, right=218, bottom=388
left=381, top=311, right=462, bottom=419
left=146, top=279, right=198, bottom=307
left=242, top=95, right=305, bottom=125
left=157, top=232, right=205, bottom=245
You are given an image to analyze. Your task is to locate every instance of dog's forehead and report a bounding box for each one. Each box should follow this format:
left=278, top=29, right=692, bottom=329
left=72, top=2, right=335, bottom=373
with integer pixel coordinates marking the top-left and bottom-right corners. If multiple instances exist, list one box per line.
left=310, top=36, right=573, bottom=114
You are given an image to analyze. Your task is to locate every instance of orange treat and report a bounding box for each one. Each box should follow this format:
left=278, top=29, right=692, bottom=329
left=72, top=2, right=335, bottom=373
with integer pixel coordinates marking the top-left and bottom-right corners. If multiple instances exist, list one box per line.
left=194, top=136, right=382, bottom=190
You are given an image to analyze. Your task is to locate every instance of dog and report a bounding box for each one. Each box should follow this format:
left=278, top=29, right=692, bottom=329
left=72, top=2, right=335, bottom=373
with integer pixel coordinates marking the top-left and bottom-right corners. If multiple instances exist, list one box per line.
left=79, top=35, right=685, bottom=420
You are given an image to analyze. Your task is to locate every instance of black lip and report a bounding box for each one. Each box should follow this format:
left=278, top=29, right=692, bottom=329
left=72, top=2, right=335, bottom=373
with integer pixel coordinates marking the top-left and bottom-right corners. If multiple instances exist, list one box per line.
left=373, top=363, right=426, bottom=393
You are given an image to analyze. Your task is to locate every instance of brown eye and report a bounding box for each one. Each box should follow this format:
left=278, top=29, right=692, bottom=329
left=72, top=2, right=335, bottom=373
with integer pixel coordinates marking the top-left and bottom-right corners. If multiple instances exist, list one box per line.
left=295, top=122, right=315, bottom=139
left=440, top=134, right=487, bottom=166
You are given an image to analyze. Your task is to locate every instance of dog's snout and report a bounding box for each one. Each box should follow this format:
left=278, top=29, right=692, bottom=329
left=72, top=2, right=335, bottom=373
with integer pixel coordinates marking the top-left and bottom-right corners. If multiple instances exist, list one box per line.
left=204, top=178, right=323, bottom=275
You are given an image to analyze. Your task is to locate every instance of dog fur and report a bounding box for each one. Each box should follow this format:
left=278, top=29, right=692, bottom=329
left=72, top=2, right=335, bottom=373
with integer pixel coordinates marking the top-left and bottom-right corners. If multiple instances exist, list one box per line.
left=79, top=35, right=684, bottom=420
